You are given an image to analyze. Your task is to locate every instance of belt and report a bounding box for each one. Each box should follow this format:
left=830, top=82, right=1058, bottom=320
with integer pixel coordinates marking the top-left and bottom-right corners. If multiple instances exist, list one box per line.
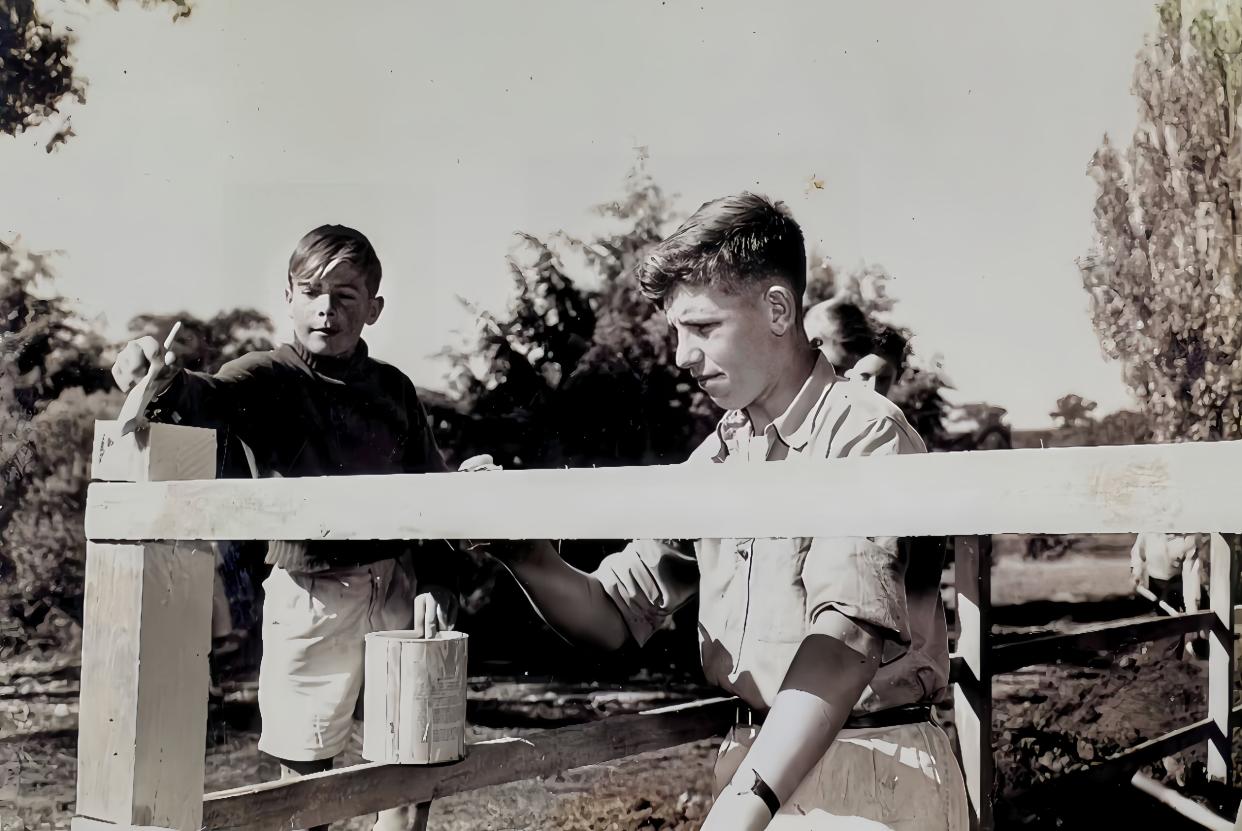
left=735, top=703, right=932, bottom=731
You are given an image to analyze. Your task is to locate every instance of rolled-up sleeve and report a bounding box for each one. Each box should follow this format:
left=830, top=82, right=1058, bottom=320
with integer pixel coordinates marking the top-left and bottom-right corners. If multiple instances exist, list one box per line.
left=803, top=415, right=923, bottom=663
left=803, top=536, right=908, bottom=663
left=593, top=539, right=700, bottom=647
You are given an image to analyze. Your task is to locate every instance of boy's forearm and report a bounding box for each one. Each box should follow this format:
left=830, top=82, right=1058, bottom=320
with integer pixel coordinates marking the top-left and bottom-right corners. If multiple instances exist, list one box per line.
left=494, top=540, right=632, bottom=652
left=729, top=623, right=882, bottom=806
left=149, top=368, right=228, bottom=428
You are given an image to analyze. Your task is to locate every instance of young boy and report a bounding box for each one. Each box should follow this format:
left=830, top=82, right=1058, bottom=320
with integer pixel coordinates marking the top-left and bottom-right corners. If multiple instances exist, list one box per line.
left=476, top=194, right=968, bottom=830
left=111, top=224, right=456, bottom=831
left=846, top=326, right=908, bottom=399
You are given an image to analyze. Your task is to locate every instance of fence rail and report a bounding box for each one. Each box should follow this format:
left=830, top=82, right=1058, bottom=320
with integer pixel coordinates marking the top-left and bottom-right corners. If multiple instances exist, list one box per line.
left=71, top=423, right=1242, bottom=831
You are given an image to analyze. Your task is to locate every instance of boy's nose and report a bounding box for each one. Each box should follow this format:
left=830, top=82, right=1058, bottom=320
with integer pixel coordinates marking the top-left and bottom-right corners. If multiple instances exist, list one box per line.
left=675, top=339, right=703, bottom=371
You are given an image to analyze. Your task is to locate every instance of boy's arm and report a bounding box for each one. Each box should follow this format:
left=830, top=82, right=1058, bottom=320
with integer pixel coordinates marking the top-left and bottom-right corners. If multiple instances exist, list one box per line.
left=488, top=537, right=698, bottom=651
left=1130, top=534, right=1148, bottom=589
left=113, top=335, right=274, bottom=433
left=400, top=384, right=458, bottom=612
left=1184, top=547, right=1202, bottom=615
left=707, top=623, right=884, bottom=830
left=706, top=416, right=917, bottom=829
left=490, top=541, right=634, bottom=651
left=147, top=355, right=274, bottom=435
left=402, top=383, right=449, bottom=474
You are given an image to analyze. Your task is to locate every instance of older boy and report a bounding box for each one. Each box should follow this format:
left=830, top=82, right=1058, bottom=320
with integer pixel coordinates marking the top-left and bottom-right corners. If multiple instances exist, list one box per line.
left=480, top=194, right=968, bottom=829
left=112, top=225, right=455, bottom=831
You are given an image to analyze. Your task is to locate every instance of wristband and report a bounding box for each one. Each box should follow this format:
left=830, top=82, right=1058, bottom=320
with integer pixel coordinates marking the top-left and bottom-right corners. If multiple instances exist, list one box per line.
left=735, top=769, right=780, bottom=818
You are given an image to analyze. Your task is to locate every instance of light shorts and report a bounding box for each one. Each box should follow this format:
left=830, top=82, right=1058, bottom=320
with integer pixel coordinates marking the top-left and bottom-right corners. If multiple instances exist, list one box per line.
left=257, top=559, right=417, bottom=761
left=713, top=720, right=969, bottom=830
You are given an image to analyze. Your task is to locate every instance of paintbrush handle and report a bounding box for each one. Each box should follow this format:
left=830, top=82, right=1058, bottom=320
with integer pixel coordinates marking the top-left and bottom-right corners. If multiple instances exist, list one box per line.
left=117, top=322, right=183, bottom=435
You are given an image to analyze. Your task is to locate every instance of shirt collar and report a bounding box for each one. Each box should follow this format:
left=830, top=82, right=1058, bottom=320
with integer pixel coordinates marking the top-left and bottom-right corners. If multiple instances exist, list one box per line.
left=768, top=349, right=838, bottom=451
left=710, top=348, right=839, bottom=459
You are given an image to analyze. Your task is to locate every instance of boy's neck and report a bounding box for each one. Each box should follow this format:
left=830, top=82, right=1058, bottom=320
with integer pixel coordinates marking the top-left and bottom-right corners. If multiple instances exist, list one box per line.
left=745, top=341, right=819, bottom=435
left=291, top=338, right=369, bottom=375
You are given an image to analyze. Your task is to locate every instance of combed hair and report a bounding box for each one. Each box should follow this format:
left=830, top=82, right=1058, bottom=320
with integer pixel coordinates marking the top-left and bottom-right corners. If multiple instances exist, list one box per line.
left=636, top=192, right=806, bottom=308
left=288, top=225, right=382, bottom=296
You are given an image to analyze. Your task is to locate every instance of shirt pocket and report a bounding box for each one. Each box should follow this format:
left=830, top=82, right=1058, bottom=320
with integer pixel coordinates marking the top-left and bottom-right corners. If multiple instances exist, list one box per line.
left=748, top=538, right=810, bottom=643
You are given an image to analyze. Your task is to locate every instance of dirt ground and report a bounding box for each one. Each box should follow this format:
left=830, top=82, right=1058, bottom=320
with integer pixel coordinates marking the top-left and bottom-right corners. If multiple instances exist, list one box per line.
left=4, top=535, right=1240, bottom=830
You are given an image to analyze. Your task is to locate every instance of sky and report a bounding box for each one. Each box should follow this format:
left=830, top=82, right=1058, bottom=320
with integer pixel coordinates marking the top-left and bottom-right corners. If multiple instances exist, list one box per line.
left=1, top=1, right=1161, bottom=428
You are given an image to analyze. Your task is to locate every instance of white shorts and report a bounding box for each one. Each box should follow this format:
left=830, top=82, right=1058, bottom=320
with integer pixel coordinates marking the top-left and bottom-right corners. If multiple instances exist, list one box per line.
left=714, top=721, right=969, bottom=830
left=257, top=560, right=417, bottom=761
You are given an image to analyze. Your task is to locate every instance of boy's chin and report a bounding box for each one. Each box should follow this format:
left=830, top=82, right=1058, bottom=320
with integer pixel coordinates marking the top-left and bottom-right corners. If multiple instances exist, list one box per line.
left=299, top=331, right=361, bottom=357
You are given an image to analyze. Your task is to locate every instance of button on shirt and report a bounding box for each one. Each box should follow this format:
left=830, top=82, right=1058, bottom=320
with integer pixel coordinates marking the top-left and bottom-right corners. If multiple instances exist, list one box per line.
left=592, top=351, right=950, bottom=714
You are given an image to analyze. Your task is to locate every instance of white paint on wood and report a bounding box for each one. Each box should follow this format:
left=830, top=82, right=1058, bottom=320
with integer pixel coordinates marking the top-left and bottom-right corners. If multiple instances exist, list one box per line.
left=952, top=536, right=993, bottom=831
left=77, top=423, right=218, bottom=831
left=362, top=631, right=468, bottom=765
left=1207, top=533, right=1236, bottom=783
left=91, top=421, right=216, bottom=483
left=957, top=595, right=982, bottom=681
left=75, top=542, right=215, bottom=830
left=85, top=441, right=1242, bottom=542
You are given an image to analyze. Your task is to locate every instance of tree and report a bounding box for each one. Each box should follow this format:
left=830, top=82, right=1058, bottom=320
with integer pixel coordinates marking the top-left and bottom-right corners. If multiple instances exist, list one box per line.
left=0, top=241, right=121, bottom=648
left=1, top=388, right=121, bottom=652
left=890, top=354, right=956, bottom=449
left=127, top=309, right=275, bottom=373
left=2, top=0, right=190, bottom=147
left=446, top=158, right=716, bottom=470
left=803, top=250, right=838, bottom=307
left=1050, top=394, right=1099, bottom=430
left=1089, top=408, right=1154, bottom=446
left=803, top=263, right=959, bottom=448
left=0, top=240, right=112, bottom=416
left=1081, top=0, right=1242, bottom=443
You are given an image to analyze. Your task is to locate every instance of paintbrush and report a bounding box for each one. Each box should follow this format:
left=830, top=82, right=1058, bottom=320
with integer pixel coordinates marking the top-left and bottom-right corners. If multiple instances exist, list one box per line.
left=118, top=321, right=182, bottom=437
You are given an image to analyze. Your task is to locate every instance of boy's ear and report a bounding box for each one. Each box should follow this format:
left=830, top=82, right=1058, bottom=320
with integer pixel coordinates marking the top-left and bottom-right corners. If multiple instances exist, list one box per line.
left=283, top=286, right=293, bottom=305
left=367, top=295, right=385, bottom=325
left=764, top=285, right=797, bottom=336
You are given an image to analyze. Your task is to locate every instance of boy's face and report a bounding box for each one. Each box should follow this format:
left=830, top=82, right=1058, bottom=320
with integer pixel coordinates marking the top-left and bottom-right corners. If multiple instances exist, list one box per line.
left=846, top=353, right=897, bottom=397
left=285, top=261, right=383, bottom=357
left=664, top=282, right=790, bottom=412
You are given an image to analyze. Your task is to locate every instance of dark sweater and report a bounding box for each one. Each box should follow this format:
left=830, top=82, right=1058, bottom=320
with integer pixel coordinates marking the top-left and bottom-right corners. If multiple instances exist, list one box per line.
left=150, top=339, right=452, bottom=574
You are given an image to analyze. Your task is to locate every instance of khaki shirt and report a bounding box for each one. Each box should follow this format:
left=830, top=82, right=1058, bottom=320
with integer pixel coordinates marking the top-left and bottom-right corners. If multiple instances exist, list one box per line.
left=593, top=352, right=950, bottom=714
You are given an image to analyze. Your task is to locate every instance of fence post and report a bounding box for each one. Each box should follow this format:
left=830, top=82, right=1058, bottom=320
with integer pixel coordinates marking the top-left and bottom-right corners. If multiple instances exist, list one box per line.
left=953, top=535, right=994, bottom=831
left=1208, top=533, right=1238, bottom=784
left=72, top=421, right=217, bottom=831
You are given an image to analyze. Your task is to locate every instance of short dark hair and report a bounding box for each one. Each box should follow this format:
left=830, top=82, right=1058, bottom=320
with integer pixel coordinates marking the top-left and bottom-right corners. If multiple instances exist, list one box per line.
left=288, top=225, right=382, bottom=296
left=873, top=325, right=909, bottom=378
left=819, top=302, right=875, bottom=365
left=636, top=192, right=806, bottom=308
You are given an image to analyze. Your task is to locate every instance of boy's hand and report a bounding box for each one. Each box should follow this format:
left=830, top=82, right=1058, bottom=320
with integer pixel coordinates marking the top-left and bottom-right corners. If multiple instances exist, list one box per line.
left=458, top=454, right=502, bottom=473
left=411, top=586, right=457, bottom=639
left=112, top=336, right=179, bottom=394
left=457, top=454, right=502, bottom=554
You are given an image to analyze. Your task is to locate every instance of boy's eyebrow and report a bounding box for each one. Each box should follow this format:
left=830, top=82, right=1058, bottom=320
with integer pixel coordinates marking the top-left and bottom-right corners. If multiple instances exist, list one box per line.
left=673, top=314, right=722, bottom=325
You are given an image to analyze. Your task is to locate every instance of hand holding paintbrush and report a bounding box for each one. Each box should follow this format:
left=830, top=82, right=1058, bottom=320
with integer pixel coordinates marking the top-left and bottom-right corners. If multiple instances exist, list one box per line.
left=112, top=321, right=182, bottom=436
